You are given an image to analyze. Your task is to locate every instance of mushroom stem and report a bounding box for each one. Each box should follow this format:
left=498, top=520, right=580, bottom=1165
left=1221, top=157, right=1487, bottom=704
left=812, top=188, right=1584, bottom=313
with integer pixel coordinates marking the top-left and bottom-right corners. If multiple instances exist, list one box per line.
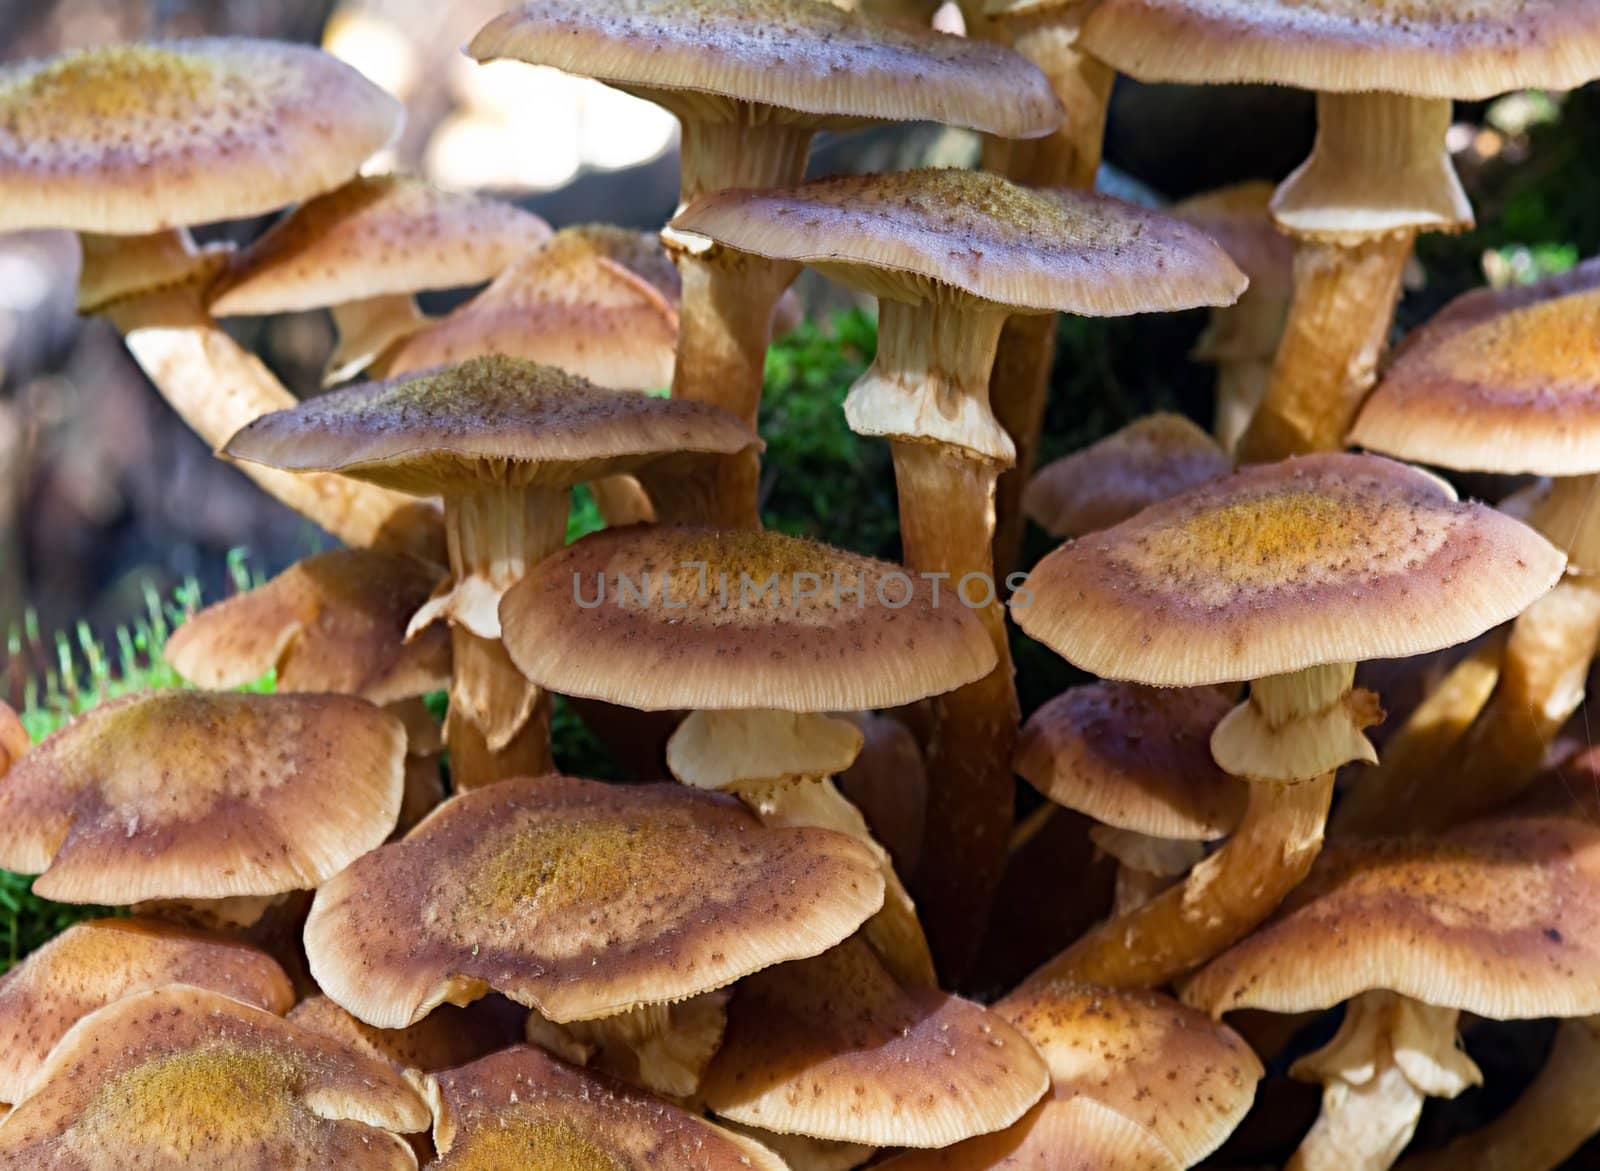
left=328, top=294, right=427, bottom=385
left=1088, top=825, right=1206, bottom=916
left=989, top=312, right=1059, bottom=581
left=1195, top=283, right=1290, bottom=455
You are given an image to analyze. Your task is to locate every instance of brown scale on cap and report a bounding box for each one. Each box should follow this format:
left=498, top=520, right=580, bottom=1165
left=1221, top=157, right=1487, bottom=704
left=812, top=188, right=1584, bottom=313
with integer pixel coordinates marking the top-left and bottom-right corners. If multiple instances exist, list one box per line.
left=1016, top=682, right=1245, bottom=842
left=0, top=691, right=406, bottom=905
left=1185, top=814, right=1600, bottom=1019
left=502, top=525, right=997, bottom=712
left=305, top=775, right=884, bottom=1029
left=423, top=1045, right=787, bottom=1171
left=0, top=40, right=401, bottom=234
left=0, top=985, right=428, bottom=1169
left=1023, top=413, right=1233, bottom=539
left=288, top=995, right=526, bottom=1075
left=701, top=937, right=1049, bottom=1147
left=0, top=918, right=293, bottom=1106
left=208, top=175, right=552, bottom=316
left=164, top=549, right=449, bottom=705
left=1015, top=452, right=1566, bottom=686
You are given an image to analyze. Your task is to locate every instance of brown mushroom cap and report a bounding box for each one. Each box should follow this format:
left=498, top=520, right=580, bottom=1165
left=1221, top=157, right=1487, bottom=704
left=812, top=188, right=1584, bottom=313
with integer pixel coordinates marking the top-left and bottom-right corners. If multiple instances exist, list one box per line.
left=672, top=168, right=1245, bottom=316
left=0, top=985, right=428, bottom=1169
left=0, top=691, right=406, bottom=904
left=0, top=918, right=293, bottom=1105
left=1023, top=413, right=1233, bottom=539
left=1170, top=180, right=1295, bottom=299
left=288, top=995, right=526, bottom=1075
left=0, top=40, right=400, bottom=234
left=1079, top=0, right=1600, bottom=99
left=224, top=353, right=757, bottom=497
left=1014, top=452, right=1566, bottom=686
left=467, top=0, right=1063, bottom=139
left=877, top=1096, right=1182, bottom=1171
left=424, top=1044, right=788, bottom=1171
left=1016, top=682, right=1245, bottom=842
left=1184, top=814, right=1600, bottom=1019
left=1350, top=259, right=1600, bottom=477
left=0, top=700, right=27, bottom=774
left=501, top=524, right=998, bottom=712
left=164, top=549, right=449, bottom=705
left=305, top=774, right=884, bottom=1029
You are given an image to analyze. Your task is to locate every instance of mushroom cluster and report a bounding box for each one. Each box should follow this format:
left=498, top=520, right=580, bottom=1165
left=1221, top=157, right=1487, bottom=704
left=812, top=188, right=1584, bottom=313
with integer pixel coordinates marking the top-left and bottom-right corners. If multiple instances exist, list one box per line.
left=0, top=3, right=1597, bottom=1169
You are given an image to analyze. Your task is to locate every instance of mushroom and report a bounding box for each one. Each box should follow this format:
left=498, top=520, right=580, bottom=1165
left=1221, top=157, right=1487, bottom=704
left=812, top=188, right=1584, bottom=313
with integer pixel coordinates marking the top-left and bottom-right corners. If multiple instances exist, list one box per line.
left=0, top=40, right=432, bottom=553
left=225, top=354, right=757, bottom=789
left=0, top=700, right=27, bottom=774
left=208, top=174, right=552, bottom=384
left=0, top=985, right=429, bottom=1169
left=1184, top=812, right=1600, bottom=1171
left=836, top=712, right=928, bottom=877
left=1013, top=452, right=1564, bottom=987
left=523, top=990, right=733, bottom=1102
left=288, top=995, right=527, bottom=1077
left=1081, top=0, right=1600, bottom=461
left=467, top=0, right=1065, bottom=527
left=0, top=918, right=293, bottom=1111
left=673, top=168, right=1245, bottom=978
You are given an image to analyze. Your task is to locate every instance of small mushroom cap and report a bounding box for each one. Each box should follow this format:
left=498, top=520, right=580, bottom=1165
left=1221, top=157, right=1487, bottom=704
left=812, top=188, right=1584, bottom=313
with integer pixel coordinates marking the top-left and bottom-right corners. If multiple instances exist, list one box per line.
left=1016, top=682, right=1245, bottom=841
left=165, top=550, right=450, bottom=705
left=424, top=1045, right=787, bottom=1171
left=208, top=176, right=551, bottom=316
left=875, top=1097, right=1181, bottom=1171
left=305, top=774, right=885, bottom=1029
left=501, top=525, right=998, bottom=712
left=0, top=985, right=429, bottom=1169
left=0, top=918, right=293, bottom=1105
left=224, top=354, right=757, bottom=497
left=1079, top=0, right=1600, bottom=100
left=0, top=40, right=401, bottom=234
left=288, top=995, right=527, bottom=1075
left=1023, top=413, right=1233, bottom=539
left=701, top=937, right=1049, bottom=1147
left=1350, top=259, right=1600, bottom=477
left=1184, top=814, right=1600, bottom=1019
left=1014, top=452, right=1566, bottom=686
left=468, top=0, right=1063, bottom=139
left=672, top=169, right=1246, bottom=316
left=1170, top=180, right=1295, bottom=298
left=0, top=691, right=406, bottom=904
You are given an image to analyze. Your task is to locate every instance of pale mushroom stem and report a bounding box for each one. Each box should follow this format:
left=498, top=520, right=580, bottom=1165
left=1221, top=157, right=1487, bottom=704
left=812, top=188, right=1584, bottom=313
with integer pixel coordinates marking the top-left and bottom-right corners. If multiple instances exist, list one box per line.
left=1088, top=825, right=1205, bottom=916
left=1197, top=284, right=1290, bottom=455
left=328, top=294, right=427, bottom=385
left=1213, top=360, right=1271, bottom=456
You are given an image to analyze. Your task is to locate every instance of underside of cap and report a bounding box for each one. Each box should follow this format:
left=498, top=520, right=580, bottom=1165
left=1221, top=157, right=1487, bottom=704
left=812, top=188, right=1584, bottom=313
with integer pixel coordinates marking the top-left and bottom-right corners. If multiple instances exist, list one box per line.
left=667, top=709, right=865, bottom=790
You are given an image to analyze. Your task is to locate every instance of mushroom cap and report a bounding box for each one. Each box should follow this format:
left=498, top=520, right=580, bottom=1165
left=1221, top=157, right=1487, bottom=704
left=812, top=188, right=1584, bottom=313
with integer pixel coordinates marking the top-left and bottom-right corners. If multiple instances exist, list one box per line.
left=0, top=39, right=401, bottom=234
left=1078, top=0, right=1600, bottom=100
left=208, top=175, right=551, bottom=316
left=467, top=0, right=1063, bottom=139
left=1170, top=180, right=1295, bottom=297
left=1014, top=452, right=1566, bottom=686
left=0, top=918, right=293, bottom=1106
left=0, top=700, right=27, bottom=774
left=0, top=985, right=429, bottom=1169
left=383, top=227, right=679, bottom=390
left=1023, top=413, right=1233, bottom=539
left=672, top=169, right=1246, bottom=316
left=0, top=691, right=406, bottom=904
left=305, top=774, right=885, bottom=1029
left=501, top=525, right=998, bottom=712
left=1016, top=682, right=1245, bottom=842
left=224, top=354, right=758, bottom=497
left=288, top=995, right=527, bottom=1075
left=701, top=937, right=1049, bottom=1147
left=875, top=1097, right=1182, bottom=1171
left=164, top=549, right=450, bottom=705
left=1184, top=814, right=1600, bottom=1019
left=423, top=1045, right=788, bottom=1171
left=1350, top=259, right=1600, bottom=477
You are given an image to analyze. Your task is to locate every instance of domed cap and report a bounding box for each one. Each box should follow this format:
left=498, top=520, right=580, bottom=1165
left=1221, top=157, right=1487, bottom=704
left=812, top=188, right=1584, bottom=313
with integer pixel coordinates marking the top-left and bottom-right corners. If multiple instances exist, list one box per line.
left=1023, top=413, right=1233, bottom=539
left=0, top=985, right=429, bottom=1169
left=305, top=774, right=884, bottom=1029
left=672, top=169, right=1246, bottom=316
left=288, top=995, right=526, bottom=1075
left=501, top=525, right=997, bottom=712
left=1350, top=259, right=1600, bottom=477
left=701, top=937, right=1049, bottom=1147
left=1171, top=180, right=1295, bottom=298
left=0, top=691, right=406, bottom=904
left=1014, top=453, right=1566, bottom=686
left=1079, top=0, right=1600, bottom=100
left=225, top=354, right=758, bottom=497
left=1016, top=682, right=1245, bottom=841
left=0, top=918, right=293, bottom=1106
left=422, top=1045, right=787, bottom=1171
left=0, top=40, right=401, bottom=234
left=165, top=550, right=449, bottom=706
left=467, top=0, right=1063, bottom=139
left=1184, top=814, right=1600, bottom=1019
left=208, top=176, right=551, bottom=316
